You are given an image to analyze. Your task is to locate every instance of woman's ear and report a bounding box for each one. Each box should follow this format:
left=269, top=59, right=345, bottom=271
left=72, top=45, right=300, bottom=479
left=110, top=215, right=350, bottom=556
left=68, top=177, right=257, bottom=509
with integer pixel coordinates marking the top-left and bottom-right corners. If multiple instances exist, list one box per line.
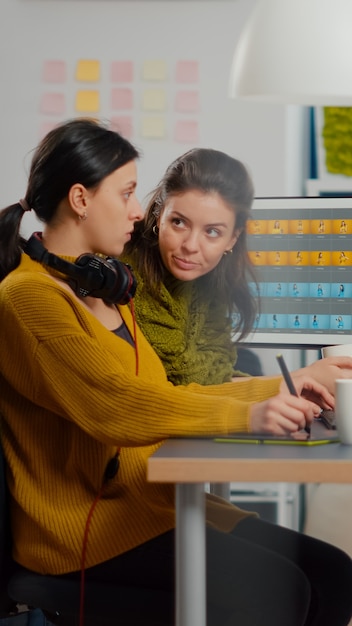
left=68, top=184, right=88, bottom=219
left=156, top=208, right=163, bottom=229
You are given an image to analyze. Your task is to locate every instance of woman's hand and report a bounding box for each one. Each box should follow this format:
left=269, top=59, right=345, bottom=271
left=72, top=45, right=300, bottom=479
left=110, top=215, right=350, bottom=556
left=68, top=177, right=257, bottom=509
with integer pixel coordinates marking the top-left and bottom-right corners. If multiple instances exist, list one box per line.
left=292, top=356, right=352, bottom=396
left=250, top=393, right=320, bottom=435
left=250, top=375, right=334, bottom=435
left=280, top=373, right=334, bottom=408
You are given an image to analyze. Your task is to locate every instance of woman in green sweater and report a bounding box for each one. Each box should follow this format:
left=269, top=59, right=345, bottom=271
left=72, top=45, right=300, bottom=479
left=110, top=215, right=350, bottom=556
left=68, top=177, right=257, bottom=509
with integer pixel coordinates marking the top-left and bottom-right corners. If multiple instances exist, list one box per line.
left=0, top=119, right=351, bottom=626
left=123, top=148, right=352, bottom=391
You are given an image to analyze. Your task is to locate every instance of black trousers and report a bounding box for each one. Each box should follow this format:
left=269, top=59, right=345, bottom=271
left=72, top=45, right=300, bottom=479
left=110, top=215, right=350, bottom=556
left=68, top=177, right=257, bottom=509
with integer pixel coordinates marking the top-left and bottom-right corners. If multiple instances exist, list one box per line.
left=64, top=516, right=352, bottom=626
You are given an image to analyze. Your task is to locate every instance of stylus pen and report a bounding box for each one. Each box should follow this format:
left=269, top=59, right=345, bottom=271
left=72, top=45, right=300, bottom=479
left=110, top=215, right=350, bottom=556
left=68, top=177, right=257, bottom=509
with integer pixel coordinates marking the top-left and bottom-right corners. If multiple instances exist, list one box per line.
left=276, top=354, right=311, bottom=437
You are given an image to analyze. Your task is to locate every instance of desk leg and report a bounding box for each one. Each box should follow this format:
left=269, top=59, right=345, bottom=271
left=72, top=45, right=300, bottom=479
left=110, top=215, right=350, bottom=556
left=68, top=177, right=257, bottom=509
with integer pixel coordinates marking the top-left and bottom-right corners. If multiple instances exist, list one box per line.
left=176, top=483, right=206, bottom=626
left=209, top=482, right=231, bottom=501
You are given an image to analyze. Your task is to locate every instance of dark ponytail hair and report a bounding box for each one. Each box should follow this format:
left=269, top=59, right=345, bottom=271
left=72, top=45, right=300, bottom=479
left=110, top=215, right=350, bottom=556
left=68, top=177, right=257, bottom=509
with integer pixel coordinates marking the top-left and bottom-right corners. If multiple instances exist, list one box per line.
left=0, top=118, right=139, bottom=281
left=125, top=148, right=259, bottom=341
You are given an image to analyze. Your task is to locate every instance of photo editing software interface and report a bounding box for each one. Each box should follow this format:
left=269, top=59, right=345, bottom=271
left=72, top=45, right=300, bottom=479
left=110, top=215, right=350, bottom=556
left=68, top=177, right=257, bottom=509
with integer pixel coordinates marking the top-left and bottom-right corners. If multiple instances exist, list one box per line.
left=244, top=197, right=352, bottom=347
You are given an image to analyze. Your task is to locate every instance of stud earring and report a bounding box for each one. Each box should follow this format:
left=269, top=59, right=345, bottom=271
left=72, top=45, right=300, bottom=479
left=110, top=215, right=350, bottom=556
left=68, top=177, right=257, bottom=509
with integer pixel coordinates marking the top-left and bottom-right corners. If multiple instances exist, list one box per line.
left=152, top=225, right=159, bottom=235
left=223, top=248, right=233, bottom=256
left=79, top=211, right=88, bottom=222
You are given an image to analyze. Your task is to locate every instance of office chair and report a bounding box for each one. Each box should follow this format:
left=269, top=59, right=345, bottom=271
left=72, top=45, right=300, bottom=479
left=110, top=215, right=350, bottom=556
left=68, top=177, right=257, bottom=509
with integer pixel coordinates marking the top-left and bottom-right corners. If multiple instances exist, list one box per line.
left=0, top=439, right=174, bottom=626
left=235, top=347, right=264, bottom=377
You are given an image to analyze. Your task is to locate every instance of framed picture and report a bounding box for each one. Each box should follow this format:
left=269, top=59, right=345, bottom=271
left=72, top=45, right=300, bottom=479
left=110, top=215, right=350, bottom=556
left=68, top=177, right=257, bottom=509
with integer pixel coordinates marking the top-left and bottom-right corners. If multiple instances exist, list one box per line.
left=314, top=106, right=352, bottom=184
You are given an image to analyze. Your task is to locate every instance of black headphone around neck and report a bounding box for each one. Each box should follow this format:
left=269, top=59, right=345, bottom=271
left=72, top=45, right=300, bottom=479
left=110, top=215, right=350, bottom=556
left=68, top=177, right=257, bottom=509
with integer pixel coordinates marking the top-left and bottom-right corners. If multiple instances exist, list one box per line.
left=23, top=232, right=137, bottom=305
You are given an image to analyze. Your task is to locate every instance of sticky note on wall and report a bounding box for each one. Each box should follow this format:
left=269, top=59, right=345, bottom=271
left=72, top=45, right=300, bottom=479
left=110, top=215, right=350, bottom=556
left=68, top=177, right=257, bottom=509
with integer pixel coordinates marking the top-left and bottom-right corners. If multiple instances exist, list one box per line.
left=39, top=122, right=59, bottom=140
left=111, top=88, right=133, bottom=110
left=110, top=116, right=133, bottom=140
left=111, top=61, right=134, bottom=83
left=141, top=117, right=166, bottom=139
left=76, top=60, right=100, bottom=82
left=175, top=91, right=200, bottom=113
left=42, top=60, right=67, bottom=83
left=142, top=60, right=167, bottom=81
left=142, top=89, right=166, bottom=111
left=40, top=93, right=66, bottom=115
left=75, top=90, right=100, bottom=112
left=174, top=120, right=199, bottom=143
left=175, top=61, right=199, bottom=84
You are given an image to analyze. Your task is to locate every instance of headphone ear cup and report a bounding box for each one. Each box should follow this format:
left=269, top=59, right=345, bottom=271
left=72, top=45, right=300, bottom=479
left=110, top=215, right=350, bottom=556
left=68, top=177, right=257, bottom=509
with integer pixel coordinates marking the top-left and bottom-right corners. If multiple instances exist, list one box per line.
left=104, top=259, right=137, bottom=304
left=23, top=232, right=137, bottom=304
left=74, top=255, right=137, bottom=304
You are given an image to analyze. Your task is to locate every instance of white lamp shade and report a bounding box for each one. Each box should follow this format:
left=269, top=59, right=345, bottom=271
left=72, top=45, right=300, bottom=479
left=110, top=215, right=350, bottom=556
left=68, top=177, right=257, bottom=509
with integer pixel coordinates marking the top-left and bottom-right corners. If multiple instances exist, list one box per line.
left=229, top=0, right=352, bottom=105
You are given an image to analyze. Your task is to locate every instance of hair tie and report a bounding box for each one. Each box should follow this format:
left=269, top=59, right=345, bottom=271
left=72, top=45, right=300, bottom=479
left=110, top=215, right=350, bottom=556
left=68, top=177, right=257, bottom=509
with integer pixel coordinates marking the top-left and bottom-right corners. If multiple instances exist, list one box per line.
left=19, top=198, right=31, bottom=212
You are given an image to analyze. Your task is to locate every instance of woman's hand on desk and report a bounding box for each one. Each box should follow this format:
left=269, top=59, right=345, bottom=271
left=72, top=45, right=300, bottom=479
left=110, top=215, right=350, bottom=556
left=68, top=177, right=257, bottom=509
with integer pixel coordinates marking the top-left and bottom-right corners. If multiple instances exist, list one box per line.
left=250, top=377, right=334, bottom=435
left=249, top=393, right=319, bottom=435
left=293, top=356, right=352, bottom=396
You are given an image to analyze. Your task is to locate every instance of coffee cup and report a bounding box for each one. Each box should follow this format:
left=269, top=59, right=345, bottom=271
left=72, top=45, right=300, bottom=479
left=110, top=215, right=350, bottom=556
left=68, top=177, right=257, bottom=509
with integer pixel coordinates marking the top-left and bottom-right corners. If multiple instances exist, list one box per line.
left=321, top=344, right=352, bottom=359
left=335, top=380, right=352, bottom=444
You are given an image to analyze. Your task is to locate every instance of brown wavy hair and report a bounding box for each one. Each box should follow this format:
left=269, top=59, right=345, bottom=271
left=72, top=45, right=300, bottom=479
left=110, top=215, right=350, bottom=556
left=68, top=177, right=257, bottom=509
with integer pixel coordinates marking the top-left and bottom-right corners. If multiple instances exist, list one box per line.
left=124, top=148, right=259, bottom=340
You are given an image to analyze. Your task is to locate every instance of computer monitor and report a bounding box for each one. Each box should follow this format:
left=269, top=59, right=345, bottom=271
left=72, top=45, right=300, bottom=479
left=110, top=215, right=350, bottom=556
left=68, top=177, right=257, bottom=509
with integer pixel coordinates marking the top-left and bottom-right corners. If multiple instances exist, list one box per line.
left=242, top=196, right=352, bottom=349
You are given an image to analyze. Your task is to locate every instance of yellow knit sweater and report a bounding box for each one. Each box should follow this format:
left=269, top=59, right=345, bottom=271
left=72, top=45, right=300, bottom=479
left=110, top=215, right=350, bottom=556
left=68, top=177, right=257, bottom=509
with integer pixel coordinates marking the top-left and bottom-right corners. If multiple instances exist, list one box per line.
left=0, top=254, right=281, bottom=575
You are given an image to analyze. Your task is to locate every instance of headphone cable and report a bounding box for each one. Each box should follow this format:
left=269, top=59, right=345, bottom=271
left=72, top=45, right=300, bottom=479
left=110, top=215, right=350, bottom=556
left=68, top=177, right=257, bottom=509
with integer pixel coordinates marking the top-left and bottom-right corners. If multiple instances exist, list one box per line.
left=79, top=484, right=104, bottom=626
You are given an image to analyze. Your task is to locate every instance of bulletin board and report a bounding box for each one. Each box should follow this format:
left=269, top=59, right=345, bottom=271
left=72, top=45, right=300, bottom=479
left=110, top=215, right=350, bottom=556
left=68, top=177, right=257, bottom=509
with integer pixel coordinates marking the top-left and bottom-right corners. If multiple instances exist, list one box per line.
left=39, top=57, right=200, bottom=144
left=0, top=0, right=295, bottom=239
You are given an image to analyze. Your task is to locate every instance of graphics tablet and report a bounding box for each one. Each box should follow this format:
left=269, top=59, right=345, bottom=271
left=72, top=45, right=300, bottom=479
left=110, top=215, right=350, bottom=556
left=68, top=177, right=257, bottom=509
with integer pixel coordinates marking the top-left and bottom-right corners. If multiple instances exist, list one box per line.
left=214, top=429, right=340, bottom=446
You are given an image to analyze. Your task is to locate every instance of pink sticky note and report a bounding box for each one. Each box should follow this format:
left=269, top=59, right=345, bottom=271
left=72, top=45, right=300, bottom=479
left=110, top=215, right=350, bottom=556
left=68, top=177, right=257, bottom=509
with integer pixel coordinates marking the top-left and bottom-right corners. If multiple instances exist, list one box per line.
left=42, top=60, right=67, bottom=83
left=175, top=91, right=200, bottom=113
left=40, top=93, right=66, bottom=115
left=110, top=116, right=133, bottom=140
left=38, top=121, right=60, bottom=139
left=111, top=61, right=134, bottom=83
left=174, top=120, right=199, bottom=143
left=111, top=88, right=133, bottom=110
left=175, top=61, right=199, bottom=84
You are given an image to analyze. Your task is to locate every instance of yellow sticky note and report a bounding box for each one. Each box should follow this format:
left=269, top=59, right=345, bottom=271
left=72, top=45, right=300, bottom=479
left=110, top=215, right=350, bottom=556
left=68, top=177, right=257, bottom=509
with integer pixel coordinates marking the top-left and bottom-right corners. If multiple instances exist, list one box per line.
left=142, top=89, right=166, bottom=111
left=75, top=90, right=100, bottom=112
left=141, top=116, right=166, bottom=139
left=76, top=60, right=100, bottom=82
left=142, top=60, right=167, bottom=81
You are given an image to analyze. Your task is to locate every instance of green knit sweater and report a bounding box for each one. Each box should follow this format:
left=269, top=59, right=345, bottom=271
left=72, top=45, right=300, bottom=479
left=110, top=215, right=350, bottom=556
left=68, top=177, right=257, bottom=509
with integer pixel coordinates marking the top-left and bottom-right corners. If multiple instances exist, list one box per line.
left=0, top=254, right=280, bottom=575
left=122, top=260, right=245, bottom=385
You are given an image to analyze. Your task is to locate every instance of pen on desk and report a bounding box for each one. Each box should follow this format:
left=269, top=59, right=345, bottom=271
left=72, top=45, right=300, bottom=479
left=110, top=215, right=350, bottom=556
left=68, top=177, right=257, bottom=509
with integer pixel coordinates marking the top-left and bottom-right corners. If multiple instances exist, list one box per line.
left=276, top=353, right=311, bottom=437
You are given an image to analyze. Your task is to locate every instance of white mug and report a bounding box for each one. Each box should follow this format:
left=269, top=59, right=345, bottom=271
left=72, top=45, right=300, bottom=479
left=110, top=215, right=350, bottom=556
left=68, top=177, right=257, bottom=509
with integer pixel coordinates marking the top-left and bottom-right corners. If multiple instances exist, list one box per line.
left=335, top=379, right=352, bottom=445
left=321, top=344, right=352, bottom=359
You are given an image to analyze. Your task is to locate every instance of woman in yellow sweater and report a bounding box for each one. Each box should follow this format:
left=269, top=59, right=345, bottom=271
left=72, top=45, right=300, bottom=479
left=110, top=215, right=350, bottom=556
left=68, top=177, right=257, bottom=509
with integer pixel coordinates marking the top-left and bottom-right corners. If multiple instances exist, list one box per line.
left=0, top=119, right=351, bottom=626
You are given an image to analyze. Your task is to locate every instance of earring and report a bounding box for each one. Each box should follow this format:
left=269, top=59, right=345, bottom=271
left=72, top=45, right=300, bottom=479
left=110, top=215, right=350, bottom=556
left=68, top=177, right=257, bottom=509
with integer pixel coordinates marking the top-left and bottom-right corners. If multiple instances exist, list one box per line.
left=79, top=211, right=88, bottom=221
left=223, top=248, right=233, bottom=256
left=152, top=225, right=159, bottom=235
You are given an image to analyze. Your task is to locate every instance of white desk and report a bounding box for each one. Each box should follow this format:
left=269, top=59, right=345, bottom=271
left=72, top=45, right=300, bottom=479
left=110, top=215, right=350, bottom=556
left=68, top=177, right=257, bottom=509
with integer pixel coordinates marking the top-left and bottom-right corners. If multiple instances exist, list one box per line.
left=148, top=425, right=352, bottom=626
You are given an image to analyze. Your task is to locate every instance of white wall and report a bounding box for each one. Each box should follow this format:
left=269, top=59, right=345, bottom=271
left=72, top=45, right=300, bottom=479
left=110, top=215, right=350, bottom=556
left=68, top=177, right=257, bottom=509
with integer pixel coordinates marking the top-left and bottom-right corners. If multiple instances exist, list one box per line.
left=0, top=0, right=308, bottom=240
left=0, top=0, right=308, bottom=373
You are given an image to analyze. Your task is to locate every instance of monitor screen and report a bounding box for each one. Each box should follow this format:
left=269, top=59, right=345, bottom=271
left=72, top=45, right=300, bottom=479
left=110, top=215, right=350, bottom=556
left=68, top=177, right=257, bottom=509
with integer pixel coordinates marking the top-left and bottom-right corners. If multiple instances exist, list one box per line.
left=242, top=196, right=352, bottom=348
